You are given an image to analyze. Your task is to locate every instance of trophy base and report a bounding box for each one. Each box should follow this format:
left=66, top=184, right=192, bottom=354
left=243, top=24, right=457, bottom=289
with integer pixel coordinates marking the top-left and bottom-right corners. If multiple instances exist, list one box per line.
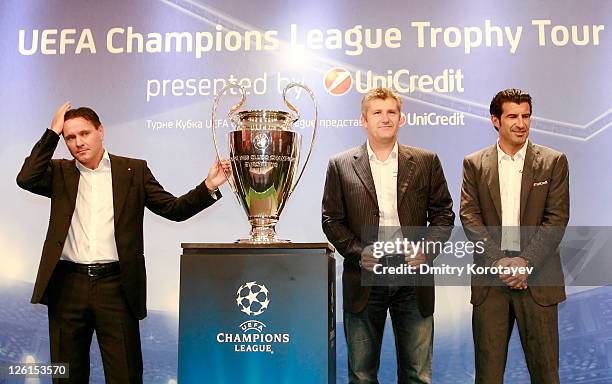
left=236, top=220, right=290, bottom=244
left=235, top=238, right=291, bottom=244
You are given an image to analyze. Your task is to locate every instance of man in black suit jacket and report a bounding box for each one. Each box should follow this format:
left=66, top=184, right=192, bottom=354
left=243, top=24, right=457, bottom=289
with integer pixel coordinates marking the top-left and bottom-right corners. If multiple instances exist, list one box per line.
left=322, top=88, right=454, bottom=383
left=16, top=103, right=229, bottom=383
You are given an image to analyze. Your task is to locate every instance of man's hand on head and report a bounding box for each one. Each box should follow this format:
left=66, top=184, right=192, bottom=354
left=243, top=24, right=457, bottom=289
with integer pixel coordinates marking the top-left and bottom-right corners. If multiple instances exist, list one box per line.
left=51, top=102, right=71, bottom=135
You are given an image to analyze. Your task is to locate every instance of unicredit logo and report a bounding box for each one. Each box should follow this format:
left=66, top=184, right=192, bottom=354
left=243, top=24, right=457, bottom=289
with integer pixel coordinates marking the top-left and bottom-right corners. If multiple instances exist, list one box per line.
left=324, top=67, right=352, bottom=96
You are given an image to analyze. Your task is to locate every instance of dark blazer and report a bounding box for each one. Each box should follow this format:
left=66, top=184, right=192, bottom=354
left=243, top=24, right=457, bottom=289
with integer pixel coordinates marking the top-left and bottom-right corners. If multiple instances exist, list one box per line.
left=460, top=141, right=569, bottom=306
left=16, top=129, right=219, bottom=319
left=322, top=143, right=455, bottom=316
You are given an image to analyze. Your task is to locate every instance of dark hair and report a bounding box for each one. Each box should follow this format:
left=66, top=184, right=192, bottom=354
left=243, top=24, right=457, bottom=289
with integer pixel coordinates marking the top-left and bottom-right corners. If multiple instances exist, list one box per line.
left=64, top=107, right=102, bottom=128
left=489, top=89, right=532, bottom=121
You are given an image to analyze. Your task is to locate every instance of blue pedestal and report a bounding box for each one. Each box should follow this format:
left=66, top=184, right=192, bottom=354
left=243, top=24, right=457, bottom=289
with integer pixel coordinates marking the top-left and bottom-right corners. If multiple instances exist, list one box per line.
left=178, top=243, right=335, bottom=384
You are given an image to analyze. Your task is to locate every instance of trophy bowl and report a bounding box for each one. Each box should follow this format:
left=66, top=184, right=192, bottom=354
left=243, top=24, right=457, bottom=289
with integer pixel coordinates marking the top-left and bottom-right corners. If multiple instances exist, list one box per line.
left=212, top=83, right=317, bottom=243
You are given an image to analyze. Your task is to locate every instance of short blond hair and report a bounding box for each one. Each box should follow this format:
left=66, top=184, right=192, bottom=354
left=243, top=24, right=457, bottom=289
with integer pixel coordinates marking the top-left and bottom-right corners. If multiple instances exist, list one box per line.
left=361, top=87, right=402, bottom=116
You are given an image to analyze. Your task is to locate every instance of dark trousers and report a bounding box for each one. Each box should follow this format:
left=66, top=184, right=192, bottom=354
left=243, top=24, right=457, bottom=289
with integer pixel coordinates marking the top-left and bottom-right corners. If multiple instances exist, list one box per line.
left=344, top=286, right=433, bottom=384
left=47, top=261, right=143, bottom=383
left=472, top=286, right=559, bottom=384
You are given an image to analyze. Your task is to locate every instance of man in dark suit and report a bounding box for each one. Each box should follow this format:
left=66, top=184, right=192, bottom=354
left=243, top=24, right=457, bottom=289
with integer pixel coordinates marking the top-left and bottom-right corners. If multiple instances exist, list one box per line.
left=322, top=88, right=455, bottom=383
left=16, top=102, right=229, bottom=383
left=460, top=89, right=570, bottom=383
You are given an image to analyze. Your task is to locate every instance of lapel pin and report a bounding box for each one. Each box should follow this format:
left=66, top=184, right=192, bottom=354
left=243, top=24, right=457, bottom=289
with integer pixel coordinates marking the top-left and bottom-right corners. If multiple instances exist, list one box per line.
left=532, top=180, right=549, bottom=187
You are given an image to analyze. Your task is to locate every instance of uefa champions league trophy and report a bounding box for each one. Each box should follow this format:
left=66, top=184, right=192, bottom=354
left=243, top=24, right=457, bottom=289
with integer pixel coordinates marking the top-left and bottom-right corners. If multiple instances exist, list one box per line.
left=212, top=82, right=318, bottom=243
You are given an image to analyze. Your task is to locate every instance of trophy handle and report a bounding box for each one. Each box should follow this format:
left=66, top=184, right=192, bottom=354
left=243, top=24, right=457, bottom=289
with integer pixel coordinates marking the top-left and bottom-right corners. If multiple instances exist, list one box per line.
left=282, top=82, right=318, bottom=197
left=211, top=82, right=246, bottom=194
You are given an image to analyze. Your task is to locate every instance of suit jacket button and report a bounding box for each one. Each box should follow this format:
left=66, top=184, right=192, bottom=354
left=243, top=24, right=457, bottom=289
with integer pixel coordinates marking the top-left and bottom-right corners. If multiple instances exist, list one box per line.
left=57, top=241, right=63, bottom=247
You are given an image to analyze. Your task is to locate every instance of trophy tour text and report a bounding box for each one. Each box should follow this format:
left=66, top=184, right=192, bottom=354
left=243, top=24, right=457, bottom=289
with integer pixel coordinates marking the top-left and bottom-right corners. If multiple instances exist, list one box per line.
left=18, top=20, right=605, bottom=57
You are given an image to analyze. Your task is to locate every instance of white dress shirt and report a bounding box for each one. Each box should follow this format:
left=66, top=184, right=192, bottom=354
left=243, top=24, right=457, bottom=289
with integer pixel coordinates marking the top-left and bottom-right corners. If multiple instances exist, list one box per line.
left=497, top=139, right=528, bottom=251
left=367, top=140, right=401, bottom=240
left=61, top=150, right=119, bottom=264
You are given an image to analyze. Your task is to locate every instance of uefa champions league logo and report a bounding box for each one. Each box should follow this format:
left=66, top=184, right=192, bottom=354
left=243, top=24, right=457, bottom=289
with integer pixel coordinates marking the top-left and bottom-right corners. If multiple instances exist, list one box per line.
left=252, top=132, right=270, bottom=151
left=216, top=281, right=290, bottom=353
left=236, top=281, right=270, bottom=316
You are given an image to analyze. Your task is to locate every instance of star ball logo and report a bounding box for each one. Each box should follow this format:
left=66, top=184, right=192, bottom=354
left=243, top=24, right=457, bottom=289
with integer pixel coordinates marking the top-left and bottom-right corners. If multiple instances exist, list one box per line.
left=252, top=133, right=271, bottom=151
left=216, top=280, right=290, bottom=354
left=236, top=281, right=270, bottom=316
left=324, top=67, right=352, bottom=96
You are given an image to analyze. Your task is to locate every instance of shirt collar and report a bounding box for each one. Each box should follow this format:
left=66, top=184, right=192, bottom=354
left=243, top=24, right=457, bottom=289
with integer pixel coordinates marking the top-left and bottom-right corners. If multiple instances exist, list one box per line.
left=367, top=140, right=398, bottom=163
left=497, top=139, right=528, bottom=162
left=76, top=149, right=111, bottom=172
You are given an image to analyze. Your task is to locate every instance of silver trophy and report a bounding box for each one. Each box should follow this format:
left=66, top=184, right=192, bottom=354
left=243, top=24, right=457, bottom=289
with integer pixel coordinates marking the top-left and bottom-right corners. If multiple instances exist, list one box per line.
left=212, top=82, right=317, bottom=243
